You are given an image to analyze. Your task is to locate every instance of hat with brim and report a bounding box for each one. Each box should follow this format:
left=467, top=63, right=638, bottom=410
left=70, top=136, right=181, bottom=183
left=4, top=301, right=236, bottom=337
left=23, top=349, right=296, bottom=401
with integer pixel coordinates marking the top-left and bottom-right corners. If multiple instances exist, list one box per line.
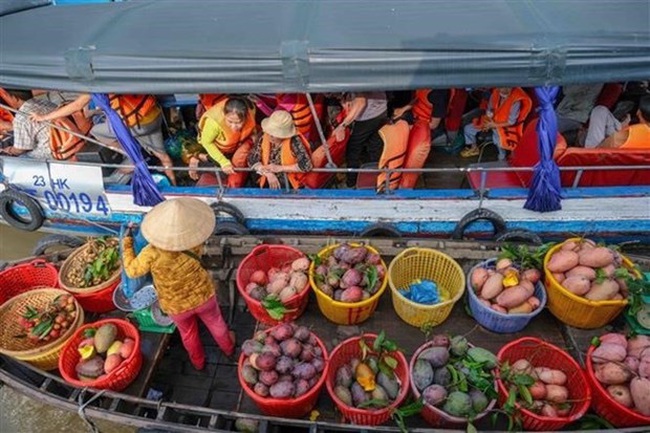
left=261, top=110, right=296, bottom=139
left=141, top=197, right=215, bottom=251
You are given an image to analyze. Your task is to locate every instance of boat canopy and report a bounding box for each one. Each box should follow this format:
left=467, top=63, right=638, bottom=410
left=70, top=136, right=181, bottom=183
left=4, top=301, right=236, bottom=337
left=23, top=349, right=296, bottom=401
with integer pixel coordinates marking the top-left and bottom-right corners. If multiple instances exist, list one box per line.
left=0, top=0, right=649, bottom=94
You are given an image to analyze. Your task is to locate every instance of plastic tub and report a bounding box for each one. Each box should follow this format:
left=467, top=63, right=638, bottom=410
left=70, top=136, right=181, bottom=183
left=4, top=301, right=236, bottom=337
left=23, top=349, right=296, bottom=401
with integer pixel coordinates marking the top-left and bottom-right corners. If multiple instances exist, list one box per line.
left=0, top=259, right=59, bottom=306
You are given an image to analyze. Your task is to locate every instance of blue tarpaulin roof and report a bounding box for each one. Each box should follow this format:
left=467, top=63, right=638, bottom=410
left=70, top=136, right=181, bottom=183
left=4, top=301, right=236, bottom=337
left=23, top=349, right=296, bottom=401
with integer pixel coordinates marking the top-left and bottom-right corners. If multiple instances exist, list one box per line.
left=0, top=0, right=648, bottom=93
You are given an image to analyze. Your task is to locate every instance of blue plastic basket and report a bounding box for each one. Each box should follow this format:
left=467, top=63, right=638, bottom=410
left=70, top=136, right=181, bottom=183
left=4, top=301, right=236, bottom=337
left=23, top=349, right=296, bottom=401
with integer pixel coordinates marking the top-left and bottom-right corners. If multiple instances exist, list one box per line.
left=466, top=259, right=547, bottom=333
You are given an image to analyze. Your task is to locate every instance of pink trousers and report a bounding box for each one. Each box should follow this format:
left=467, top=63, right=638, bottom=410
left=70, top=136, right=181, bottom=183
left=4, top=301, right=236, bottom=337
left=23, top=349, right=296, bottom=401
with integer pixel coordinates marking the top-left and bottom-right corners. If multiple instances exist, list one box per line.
left=169, top=296, right=234, bottom=369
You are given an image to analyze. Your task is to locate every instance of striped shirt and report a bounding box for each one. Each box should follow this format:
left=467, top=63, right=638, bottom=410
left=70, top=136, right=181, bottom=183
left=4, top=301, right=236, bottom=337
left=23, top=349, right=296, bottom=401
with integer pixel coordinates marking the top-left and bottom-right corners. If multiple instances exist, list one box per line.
left=13, top=98, right=57, bottom=160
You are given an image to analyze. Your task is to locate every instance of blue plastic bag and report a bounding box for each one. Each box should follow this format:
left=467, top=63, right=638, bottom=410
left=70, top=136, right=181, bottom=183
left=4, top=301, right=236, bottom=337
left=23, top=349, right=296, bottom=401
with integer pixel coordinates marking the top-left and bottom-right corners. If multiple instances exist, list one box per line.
left=399, top=279, right=440, bottom=305
left=119, top=223, right=151, bottom=298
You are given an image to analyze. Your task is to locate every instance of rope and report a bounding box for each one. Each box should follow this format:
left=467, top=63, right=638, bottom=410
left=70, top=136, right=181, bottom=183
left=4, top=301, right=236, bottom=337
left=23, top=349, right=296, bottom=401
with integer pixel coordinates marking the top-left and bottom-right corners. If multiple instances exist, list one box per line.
left=77, top=388, right=106, bottom=433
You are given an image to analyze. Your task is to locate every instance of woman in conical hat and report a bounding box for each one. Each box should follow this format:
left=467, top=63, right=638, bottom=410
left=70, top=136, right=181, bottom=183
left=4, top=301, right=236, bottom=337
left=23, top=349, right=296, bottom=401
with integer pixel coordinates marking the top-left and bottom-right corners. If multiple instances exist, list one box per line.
left=122, top=197, right=235, bottom=370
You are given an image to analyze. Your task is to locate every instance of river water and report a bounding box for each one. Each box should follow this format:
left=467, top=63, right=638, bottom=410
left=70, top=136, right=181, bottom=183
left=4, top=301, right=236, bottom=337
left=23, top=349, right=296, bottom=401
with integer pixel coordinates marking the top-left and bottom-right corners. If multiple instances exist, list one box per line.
left=0, top=225, right=135, bottom=433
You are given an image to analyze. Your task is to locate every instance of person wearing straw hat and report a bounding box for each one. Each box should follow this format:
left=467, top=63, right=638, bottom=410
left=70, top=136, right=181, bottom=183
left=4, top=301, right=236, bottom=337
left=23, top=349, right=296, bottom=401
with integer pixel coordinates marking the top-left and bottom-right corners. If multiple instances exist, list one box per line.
left=248, top=110, right=313, bottom=189
left=122, top=197, right=235, bottom=370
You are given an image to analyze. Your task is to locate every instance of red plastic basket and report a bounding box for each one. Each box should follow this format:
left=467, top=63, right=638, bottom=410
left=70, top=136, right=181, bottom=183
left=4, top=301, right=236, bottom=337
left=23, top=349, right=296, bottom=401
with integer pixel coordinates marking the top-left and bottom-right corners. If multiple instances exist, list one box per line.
left=236, top=245, right=310, bottom=325
left=409, top=340, right=497, bottom=427
left=69, top=278, right=119, bottom=313
left=585, top=345, right=650, bottom=427
left=59, top=319, right=142, bottom=391
left=325, top=334, right=410, bottom=426
left=495, top=337, right=591, bottom=431
left=0, top=259, right=59, bottom=306
left=237, top=325, right=329, bottom=418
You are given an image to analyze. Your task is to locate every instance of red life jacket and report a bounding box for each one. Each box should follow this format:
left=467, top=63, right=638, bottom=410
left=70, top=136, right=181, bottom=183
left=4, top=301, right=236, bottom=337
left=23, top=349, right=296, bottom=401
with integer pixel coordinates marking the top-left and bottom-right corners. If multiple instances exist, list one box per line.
left=198, top=93, right=228, bottom=112
left=259, top=133, right=311, bottom=189
left=0, top=87, right=18, bottom=122
left=109, top=94, right=158, bottom=127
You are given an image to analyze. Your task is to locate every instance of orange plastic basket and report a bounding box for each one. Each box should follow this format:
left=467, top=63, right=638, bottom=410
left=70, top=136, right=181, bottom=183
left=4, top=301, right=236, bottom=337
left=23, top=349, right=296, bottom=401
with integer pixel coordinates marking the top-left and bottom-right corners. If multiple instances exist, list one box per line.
left=325, top=334, right=410, bottom=426
left=309, top=244, right=388, bottom=325
left=59, top=318, right=142, bottom=391
left=236, top=245, right=310, bottom=325
left=495, top=337, right=591, bottom=431
left=585, top=344, right=650, bottom=427
left=0, top=259, right=59, bottom=306
left=543, top=239, right=640, bottom=329
left=237, top=325, right=329, bottom=418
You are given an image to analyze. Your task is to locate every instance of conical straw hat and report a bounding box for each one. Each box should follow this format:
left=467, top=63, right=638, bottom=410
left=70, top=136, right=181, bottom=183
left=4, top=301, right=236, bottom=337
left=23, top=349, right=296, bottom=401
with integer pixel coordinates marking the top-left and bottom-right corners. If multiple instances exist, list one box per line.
left=140, top=198, right=215, bottom=251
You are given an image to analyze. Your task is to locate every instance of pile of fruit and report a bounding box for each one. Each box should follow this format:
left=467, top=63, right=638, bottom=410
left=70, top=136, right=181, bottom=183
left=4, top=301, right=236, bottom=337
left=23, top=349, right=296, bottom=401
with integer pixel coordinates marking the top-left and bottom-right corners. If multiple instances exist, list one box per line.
left=501, top=358, right=573, bottom=418
left=590, top=333, right=650, bottom=415
left=411, top=335, right=497, bottom=419
left=64, top=237, right=120, bottom=288
left=75, top=323, right=135, bottom=382
left=332, top=332, right=402, bottom=410
left=17, top=294, right=77, bottom=344
left=244, top=257, right=310, bottom=303
left=240, top=323, right=326, bottom=399
left=546, top=239, right=634, bottom=301
left=312, top=243, right=385, bottom=303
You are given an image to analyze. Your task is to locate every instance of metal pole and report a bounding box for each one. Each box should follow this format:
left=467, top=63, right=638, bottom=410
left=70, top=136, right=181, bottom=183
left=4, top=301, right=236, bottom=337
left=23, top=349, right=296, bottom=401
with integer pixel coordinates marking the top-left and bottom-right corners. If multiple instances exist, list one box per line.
left=304, top=93, right=336, bottom=168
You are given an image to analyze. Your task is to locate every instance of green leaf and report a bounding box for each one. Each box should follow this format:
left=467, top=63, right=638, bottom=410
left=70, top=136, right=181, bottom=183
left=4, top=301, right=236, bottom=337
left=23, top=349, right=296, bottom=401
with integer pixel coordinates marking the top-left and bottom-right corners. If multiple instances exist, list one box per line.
left=512, top=373, right=535, bottom=387
left=518, top=384, right=533, bottom=406
left=505, top=385, right=518, bottom=412
left=357, top=398, right=389, bottom=409
left=308, top=253, right=321, bottom=267
left=383, top=355, right=398, bottom=370
left=359, top=339, right=371, bottom=360
left=466, top=423, right=478, bottom=433
left=590, top=336, right=601, bottom=347
left=365, top=265, right=379, bottom=293
left=373, top=330, right=385, bottom=352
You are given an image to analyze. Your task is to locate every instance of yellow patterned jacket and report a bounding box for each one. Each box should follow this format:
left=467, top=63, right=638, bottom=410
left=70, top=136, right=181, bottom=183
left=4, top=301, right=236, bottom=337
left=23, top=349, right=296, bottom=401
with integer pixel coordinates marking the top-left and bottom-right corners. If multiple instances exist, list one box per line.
left=122, top=237, right=215, bottom=315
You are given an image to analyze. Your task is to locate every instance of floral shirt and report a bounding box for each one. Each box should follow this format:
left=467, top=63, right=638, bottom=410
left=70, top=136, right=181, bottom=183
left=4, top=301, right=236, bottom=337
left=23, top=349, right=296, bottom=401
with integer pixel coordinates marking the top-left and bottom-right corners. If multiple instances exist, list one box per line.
left=247, top=135, right=313, bottom=187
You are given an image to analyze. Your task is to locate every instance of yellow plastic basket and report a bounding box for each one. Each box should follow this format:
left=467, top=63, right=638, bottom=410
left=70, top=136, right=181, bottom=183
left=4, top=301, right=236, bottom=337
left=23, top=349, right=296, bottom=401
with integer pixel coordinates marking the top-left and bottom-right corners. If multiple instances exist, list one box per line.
left=543, top=239, right=640, bottom=329
left=387, top=248, right=465, bottom=328
left=309, top=243, right=388, bottom=325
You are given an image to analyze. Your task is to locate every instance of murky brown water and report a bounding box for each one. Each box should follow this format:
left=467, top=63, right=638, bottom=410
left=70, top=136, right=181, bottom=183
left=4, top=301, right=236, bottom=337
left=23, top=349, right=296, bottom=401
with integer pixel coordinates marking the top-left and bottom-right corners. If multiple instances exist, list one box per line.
left=0, top=225, right=135, bottom=433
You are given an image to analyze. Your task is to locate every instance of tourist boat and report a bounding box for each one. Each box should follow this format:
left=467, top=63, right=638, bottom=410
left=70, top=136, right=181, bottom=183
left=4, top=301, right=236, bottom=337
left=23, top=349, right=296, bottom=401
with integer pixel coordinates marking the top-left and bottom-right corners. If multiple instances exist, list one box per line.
left=0, top=0, right=649, bottom=244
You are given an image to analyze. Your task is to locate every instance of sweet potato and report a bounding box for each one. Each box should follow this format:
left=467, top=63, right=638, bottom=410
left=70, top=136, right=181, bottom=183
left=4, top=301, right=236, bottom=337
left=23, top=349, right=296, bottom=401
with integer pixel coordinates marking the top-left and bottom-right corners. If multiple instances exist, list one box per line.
left=279, top=286, right=297, bottom=302
left=546, top=250, right=580, bottom=273
left=471, top=267, right=489, bottom=292
left=579, top=247, right=615, bottom=268
left=638, top=355, right=650, bottom=379
left=552, top=272, right=566, bottom=284
left=541, top=404, right=558, bottom=418
left=600, top=264, right=616, bottom=278
left=527, top=296, right=541, bottom=310
left=607, top=385, right=633, bottom=408
left=561, top=240, right=580, bottom=252
left=591, top=343, right=627, bottom=363
left=537, top=369, right=567, bottom=386
left=522, top=268, right=541, bottom=284
left=584, top=279, right=620, bottom=301
left=624, top=356, right=639, bottom=374
left=529, top=381, right=547, bottom=400
left=481, top=273, right=504, bottom=300
left=291, top=257, right=310, bottom=272
left=561, top=275, right=591, bottom=296
left=545, top=384, right=569, bottom=403
left=595, top=362, right=632, bottom=385
left=519, top=279, right=535, bottom=296
left=496, top=285, right=531, bottom=308
left=490, top=304, right=507, bottom=314
left=496, top=258, right=513, bottom=273
left=511, top=359, right=534, bottom=375
left=599, top=333, right=628, bottom=349
left=508, top=302, right=534, bottom=314
left=289, top=272, right=308, bottom=292
left=565, top=266, right=597, bottom=280
left=627, top=336, right=650, bottom=359
left=267, top=278, right=287, bottom=295
left=630, top=377, right=650, bottom=415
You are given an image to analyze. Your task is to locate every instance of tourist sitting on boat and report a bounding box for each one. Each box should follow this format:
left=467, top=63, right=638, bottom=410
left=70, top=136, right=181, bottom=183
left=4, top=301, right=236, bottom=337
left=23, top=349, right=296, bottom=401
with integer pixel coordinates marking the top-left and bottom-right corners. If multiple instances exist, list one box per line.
left=0, top=96, right=58, bottom=159
left=555, top=83, right=605, bottom=134
left=30, top=93, right=176, bottom=185
left=192, top=97, right=257, bottom=188
left=0, top=88, right=27, bottom=139
left=460, top=87, right=532, bottom=161
left=332, top=92, right=388, bottom=187
left=122, top=197, right=236, bottom=371
left=588, top=95, right=650, bottom=149
left=248, top=110, right=313, bottom=189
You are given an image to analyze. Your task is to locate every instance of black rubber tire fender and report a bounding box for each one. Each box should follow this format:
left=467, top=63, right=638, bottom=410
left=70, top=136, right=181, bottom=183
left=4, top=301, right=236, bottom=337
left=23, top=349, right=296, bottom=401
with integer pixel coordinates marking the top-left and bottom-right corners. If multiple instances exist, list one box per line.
left=452, top=208, right=506, bottom=240
left=210, top=202, right=245, bottom=225
left=0, top=189, right=44, bottom=232
left=359, top=222, right=402, bottom=238
left=32, top=234, right=85, bottom=256
left=496, top=229, right=543, bottom=246
left=213, top=221, right=249, bottom=235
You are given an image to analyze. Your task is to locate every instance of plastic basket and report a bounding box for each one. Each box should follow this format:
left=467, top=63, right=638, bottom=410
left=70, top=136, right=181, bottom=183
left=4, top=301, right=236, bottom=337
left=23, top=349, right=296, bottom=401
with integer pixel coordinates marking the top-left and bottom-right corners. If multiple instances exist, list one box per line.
left=71, top=277, right=119, bottom=314
left=237, top=325, right=329, bottom=418
left=543, top=239, right=640, bottom=329
left=236, top=245, right=311, bottom=325
left=132, top=307, right=176, bottom=334
left=387, top=248, right=465, bottom=328
left=585, top=344, right=650, bottom=427
left=309, top=244, right=388, bottom=325
left=59, top=318, right=142, bottom=391
left=467, top=259, right=547, bottom=333
left=0, top=259, right=59, bottom=306
left=495, top=337, right=591, bottom=431
left=0, top=288, right=84, bottom=370
left=58, top=240, right=122, bottom=295
left=409, top=340, right=497, bottom=427
left=325, top=334, right=410, bottom=426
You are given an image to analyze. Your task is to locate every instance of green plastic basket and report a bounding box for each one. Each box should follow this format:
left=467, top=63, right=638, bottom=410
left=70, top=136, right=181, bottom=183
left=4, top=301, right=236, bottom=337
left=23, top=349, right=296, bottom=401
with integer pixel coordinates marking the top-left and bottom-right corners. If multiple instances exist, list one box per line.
left=133, top=308, right=176, bottom=334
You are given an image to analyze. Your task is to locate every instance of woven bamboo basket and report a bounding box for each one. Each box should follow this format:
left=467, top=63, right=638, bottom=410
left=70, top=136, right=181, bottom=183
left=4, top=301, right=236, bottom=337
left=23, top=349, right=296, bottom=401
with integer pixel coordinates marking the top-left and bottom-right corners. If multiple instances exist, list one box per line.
left=0, top=288, right=84, bottom=370
left=58, top=239, right=122, bottom=295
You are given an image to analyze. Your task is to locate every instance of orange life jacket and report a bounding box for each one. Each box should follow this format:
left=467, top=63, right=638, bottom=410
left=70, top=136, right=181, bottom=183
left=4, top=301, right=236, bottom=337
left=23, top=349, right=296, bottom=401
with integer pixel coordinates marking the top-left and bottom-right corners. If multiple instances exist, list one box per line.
left=0, top=87, right=18, bottom=122
left=198, top=93, right=228, bottom=112
left=476, top=88, right=532, bottom=151
left=376, top=120, right=409, bottom=192
left=413, top=89, right=457, bottom=124
left=399, top=119, right=431, bottom=189
left=259, top=133, right=311, bottom=189
left=197, top=99, right=256, bottom=154
left=276, top=94, right=315, bottom=139
left=49, top=111, right=93, bottom=160
left=621, top=123, right=650, bottom=149
left=109, top=94, right=158, bottom=127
